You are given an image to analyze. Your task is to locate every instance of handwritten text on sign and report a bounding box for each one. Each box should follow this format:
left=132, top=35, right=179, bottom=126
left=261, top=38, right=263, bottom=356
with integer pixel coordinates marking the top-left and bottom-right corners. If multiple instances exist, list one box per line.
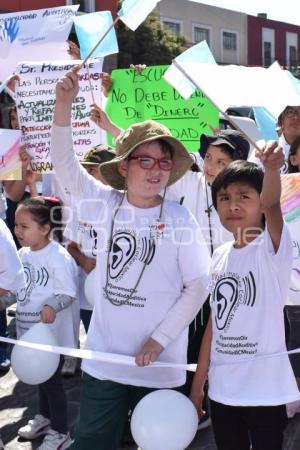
left=105, top=65, right=219, bottom=151
left=15, top=59, right=104, bottom=173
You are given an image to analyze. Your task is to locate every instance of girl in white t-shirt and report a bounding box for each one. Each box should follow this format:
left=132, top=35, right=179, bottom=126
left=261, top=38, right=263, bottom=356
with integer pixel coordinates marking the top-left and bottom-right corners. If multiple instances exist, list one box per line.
left=14, top=196, right=77, bottom=450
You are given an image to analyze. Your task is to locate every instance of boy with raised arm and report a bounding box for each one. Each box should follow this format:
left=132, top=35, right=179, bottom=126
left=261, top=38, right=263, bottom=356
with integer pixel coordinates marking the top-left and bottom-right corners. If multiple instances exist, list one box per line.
left=191, top=147, right=300, bottom=450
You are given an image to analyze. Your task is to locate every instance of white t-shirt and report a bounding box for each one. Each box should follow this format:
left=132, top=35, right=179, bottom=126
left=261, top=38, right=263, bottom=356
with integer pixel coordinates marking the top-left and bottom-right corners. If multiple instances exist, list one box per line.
left=208, top=226, right=300, bottom=406
left=249, top=134, right=289, bottom=174
left=51, top=124, right=211, bottom=388
left=64, top=204, right=100, bottom=311
left=0, top=219, right=24, bottom=292
left=16, top=240, right=78, bottom=347
left=166, top=170, right=232, bottom=253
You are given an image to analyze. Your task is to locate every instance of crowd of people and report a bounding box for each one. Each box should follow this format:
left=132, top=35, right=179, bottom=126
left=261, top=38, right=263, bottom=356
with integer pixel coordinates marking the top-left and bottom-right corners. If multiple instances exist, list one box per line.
left=0, top=55, right=300, bottom=450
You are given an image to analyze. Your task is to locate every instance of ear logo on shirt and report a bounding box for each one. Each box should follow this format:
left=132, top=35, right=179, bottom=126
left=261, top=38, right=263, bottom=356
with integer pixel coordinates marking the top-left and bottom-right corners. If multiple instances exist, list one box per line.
left=213, top=271, right=256, bottom=331
left=36, top=267, right=49, bottom=287
left=89, top=227, right=98, bottom=257
left=108, top=231, right=137, bottom=279
left=17, top=263, right=35, bottom=304
left=107, top=230, right=156, bottom=283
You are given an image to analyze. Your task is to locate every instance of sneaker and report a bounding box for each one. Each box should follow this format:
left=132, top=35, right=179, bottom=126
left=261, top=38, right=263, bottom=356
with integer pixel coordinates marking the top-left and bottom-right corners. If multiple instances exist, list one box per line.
left=0, top=358, right=10, bottom=372
left=18, top=415, right=51, bottom=439
left=61, top=356, right=77, bottom=377
left=37, top=430, right=73, bottom=450
left=197, top=412, right=212, bottom=431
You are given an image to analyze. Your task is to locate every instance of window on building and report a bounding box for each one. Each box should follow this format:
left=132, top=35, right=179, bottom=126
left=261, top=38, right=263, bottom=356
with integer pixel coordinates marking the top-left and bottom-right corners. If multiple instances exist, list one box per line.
left=223, top=31, right=237, bottom=51
left=289, top=45, right=297, bottom=68
left=194, top=26, right=210, bottom=45
left=163, top=20, right=181, bottom=37
left=263, top=41, right=272, bottom=66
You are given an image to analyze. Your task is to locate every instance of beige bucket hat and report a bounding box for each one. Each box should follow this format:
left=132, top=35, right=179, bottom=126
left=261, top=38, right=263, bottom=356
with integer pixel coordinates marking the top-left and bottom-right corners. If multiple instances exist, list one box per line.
left=100, top=120, right=193, bottom=190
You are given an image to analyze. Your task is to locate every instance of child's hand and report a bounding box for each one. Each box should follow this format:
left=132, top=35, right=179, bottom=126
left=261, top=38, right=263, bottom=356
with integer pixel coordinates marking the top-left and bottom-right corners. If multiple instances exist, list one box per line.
left=255, top=141, right=284, bottom=171
left=81, top=256, right=96, bottom=274
left=55, top=68, right=80, bottom=105
left=19, top=147, right=32, bottom=169
left=67, top=40, right=81, bottom=60
left=90, top=104, right=111, bottom=131
left=40, top=305, right=56, bottom=323
left=100, top=72, right=112, bottom=98
left=190, top=387, right=206, bottom=419
left=7, top=74, right=19, bottom=92
left=135, top=338, right=164, bottom=367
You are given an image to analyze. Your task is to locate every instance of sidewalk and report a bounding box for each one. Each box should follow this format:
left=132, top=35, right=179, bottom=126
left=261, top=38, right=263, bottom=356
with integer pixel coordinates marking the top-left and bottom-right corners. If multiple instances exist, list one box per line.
left=1, top=318, right=300, bottom=449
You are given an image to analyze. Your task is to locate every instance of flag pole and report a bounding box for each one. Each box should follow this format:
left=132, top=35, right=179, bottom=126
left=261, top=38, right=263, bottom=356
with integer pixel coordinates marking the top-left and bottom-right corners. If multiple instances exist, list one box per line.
left=80, top=16, right=120, bottom=68
left=172, top=60, right=263, bottom=153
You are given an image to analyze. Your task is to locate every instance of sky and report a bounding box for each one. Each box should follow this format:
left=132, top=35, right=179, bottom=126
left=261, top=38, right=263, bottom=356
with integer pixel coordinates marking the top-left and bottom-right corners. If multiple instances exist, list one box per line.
left=191, top=1, right=300, bottom=26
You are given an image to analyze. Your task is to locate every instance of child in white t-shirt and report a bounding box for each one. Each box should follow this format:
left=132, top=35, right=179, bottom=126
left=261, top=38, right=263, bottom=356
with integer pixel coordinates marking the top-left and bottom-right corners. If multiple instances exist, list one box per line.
left=13, top=196, right=77, bottom=450
left=50, top=68, right=211, bottom=450
left=166, top=130, right=250, bottom=428
left=190, top=147, right=299, bottom=450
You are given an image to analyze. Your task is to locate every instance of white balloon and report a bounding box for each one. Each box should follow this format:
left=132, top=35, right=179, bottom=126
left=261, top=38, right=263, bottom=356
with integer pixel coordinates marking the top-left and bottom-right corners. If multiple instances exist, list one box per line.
left=84, top=268, right=97, bottom=306
left=11, top=323, right=60, bottom=385
left=131, top=389, right=198, bottom=450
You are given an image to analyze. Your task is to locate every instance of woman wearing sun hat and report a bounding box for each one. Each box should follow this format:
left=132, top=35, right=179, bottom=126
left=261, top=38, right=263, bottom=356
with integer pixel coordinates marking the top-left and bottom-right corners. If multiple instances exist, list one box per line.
left=51, top=68, right=211, bottom=450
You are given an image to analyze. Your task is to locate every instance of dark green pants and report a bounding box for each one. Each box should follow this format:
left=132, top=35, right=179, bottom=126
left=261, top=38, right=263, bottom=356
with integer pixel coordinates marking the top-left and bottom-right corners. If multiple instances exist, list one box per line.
left=71, top=372, right=156, bottom=450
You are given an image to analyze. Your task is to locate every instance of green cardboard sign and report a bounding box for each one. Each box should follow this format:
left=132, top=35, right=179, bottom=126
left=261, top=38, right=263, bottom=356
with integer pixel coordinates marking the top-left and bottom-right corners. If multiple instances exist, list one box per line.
left=105, top=65, right=219, bottom=152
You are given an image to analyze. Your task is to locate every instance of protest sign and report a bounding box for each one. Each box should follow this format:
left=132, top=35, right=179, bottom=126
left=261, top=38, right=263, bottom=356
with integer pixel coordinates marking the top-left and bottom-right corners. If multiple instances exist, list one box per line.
left=0, top=5, right=78, bottom=80
left=281, top=174, right=300, bottom=304
left=15, top=60, right=105, bottom=173
left=0, top=129, right=21, bottom=180
left=105, top=65, right=219, bottom=151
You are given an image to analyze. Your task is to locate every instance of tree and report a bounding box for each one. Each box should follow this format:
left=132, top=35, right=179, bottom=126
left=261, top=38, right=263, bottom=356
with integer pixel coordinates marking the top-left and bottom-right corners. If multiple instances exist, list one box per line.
left=116, top=9, right=188, bottom=68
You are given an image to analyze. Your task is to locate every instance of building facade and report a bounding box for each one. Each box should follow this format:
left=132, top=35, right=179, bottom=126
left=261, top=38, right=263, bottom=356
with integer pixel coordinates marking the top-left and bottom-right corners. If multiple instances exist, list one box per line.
left=157, top=0, right=248, bottom=65
left=248, top=14, right=300, bottom=70
left=157, top=0, right=300, bottom=72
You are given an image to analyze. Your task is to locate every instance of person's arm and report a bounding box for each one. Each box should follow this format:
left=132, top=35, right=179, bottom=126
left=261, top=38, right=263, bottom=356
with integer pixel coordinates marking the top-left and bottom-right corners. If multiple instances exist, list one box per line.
left=190, top=315, right=212, bottom=418
left=255, top=141, right=284, bottom=252
left=0, top=291, right=16, bottom=310
left=40, top=294, right=75, bottom=323
left=3, top=180, right=26, bottom=202
left=51, top=68, right=100, bottom=198
left=135, top=277, right=209, bottom=366
left=3, top=147, right=33, bottom=201
left=67, top=241, right=96, bottom=274
left=90, top=104, right=121, bottom=139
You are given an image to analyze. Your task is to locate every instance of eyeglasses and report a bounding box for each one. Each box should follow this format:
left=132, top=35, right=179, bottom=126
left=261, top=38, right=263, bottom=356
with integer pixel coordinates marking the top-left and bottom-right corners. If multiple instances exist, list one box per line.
left=128, top=155, right=174, bottom=171
left=285, top=108, right=300, bottom=118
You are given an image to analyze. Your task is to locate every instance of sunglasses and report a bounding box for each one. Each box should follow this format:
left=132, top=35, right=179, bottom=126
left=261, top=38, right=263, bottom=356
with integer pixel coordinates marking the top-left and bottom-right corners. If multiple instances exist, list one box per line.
left=128, top=155, right=174, bottom=171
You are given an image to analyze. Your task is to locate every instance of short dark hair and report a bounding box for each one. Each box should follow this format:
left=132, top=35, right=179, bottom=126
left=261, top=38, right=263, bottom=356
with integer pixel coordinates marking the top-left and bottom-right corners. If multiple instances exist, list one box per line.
left=288, top=135, right=300, bottom=173
left=211, top=160, right=264, bottom=210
